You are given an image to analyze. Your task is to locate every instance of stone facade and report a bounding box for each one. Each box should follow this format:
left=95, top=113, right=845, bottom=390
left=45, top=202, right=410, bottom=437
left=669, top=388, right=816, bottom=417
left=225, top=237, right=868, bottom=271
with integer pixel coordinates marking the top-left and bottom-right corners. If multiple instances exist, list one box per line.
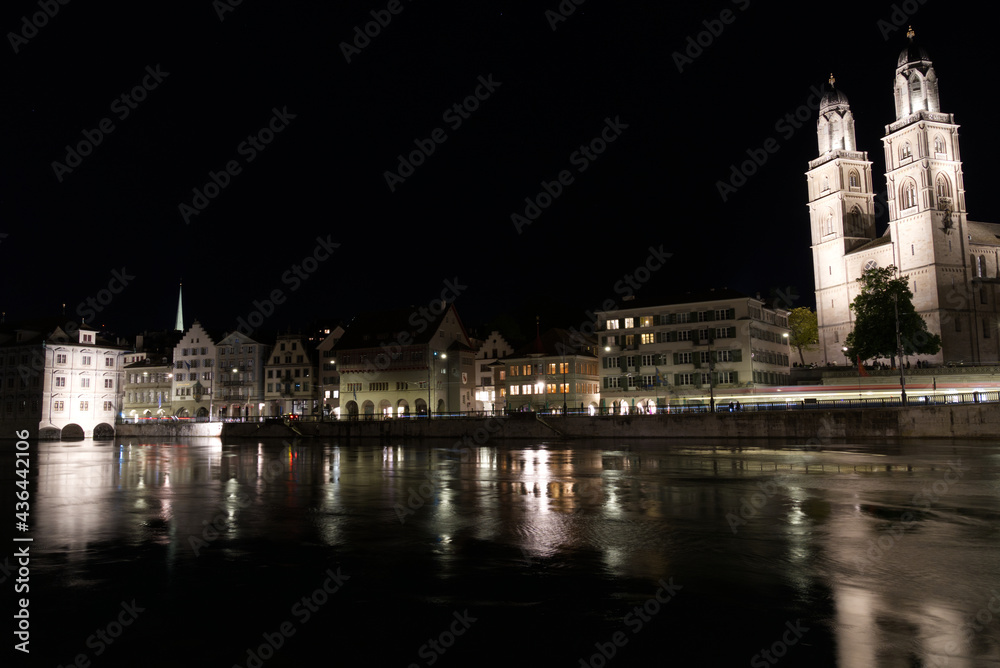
left=809, top=31, right=1000, bottom=365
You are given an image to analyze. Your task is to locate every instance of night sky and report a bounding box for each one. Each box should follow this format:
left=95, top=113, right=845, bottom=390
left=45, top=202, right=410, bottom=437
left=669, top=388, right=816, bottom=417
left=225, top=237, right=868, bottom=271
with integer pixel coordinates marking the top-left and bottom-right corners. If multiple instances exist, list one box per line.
left=3, top=1, right=997, bottom=343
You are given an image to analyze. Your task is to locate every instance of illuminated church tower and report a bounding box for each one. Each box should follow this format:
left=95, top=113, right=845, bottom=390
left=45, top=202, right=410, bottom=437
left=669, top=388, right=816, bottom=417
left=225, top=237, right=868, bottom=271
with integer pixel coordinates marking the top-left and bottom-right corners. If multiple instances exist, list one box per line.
left=806, top=75, right=878, bottom=362
left=808, top=30, right=1000, bottom=365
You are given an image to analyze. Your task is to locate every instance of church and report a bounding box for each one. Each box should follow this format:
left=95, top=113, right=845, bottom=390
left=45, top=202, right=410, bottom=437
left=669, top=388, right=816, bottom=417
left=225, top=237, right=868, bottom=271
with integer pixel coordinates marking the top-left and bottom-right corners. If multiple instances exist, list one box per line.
left=808, top=28, right=1000, bottom=366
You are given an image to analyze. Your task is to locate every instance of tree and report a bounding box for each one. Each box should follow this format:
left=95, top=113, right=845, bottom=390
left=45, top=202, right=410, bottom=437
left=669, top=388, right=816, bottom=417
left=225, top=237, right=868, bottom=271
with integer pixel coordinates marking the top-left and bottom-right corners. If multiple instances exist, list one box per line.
left=787, top=307, right=818, bottom=365
left=844, top=265, right=941, bottom=365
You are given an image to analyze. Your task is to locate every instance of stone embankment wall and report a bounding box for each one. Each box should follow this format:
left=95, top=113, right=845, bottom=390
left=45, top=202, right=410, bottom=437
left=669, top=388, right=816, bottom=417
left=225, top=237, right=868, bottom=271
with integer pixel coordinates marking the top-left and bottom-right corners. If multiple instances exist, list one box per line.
left=115, top=422, right=223, bottom=438
left=200, top=403, right=1000, bottom=442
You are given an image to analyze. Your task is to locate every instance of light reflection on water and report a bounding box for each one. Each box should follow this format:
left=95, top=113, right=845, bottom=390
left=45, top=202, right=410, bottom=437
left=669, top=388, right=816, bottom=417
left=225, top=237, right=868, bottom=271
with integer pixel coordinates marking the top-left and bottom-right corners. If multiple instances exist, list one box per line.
left=20, top=437, right=1000, bottom=666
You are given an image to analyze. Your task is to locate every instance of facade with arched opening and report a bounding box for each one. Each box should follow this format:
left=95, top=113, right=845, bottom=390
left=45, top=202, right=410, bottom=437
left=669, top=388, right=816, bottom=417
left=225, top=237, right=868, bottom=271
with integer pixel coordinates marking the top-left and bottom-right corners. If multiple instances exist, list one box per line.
left=808, top=30, right=1000, bottom=365
left=334, top=302, right=477, bottom=419
left=0, top=319, right=129, bottom=439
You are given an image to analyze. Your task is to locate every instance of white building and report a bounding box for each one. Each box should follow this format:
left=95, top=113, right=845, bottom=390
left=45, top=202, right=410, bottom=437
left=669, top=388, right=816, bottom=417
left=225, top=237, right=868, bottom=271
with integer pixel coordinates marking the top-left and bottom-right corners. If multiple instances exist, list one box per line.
left=0, top=320, right=128, bottom=439
left=809, top=29, right=1000, bottom=365
left=596, top=291, right=790, bottom=412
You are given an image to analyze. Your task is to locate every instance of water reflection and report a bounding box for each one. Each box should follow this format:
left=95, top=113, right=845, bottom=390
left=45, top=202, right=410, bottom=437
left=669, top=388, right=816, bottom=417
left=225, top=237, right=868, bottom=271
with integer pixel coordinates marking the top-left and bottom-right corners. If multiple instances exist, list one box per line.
left=23, top=438, right=1000, bottom=666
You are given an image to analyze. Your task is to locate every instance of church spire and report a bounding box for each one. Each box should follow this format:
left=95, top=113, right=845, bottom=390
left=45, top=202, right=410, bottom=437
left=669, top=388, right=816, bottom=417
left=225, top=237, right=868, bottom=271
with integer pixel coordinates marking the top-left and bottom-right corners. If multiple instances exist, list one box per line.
left=174, top=283, right=184, bottom=332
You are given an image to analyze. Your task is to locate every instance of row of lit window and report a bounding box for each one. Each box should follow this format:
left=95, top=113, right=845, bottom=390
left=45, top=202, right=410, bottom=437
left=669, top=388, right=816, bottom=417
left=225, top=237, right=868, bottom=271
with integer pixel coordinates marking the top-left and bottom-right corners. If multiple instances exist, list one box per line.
left=605, top=311, right=734, bottom=330
left=52, top=377, right=116, bottom=389
left=509, top=383, right=571, bottom=395
left=52, top=400, right=113, bottom=411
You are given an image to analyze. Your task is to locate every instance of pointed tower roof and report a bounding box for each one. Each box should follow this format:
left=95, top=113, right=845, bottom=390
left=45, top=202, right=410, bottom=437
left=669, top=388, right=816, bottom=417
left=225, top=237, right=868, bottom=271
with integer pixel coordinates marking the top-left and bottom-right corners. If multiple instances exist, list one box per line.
left=174, top=283, right=184, bottom=332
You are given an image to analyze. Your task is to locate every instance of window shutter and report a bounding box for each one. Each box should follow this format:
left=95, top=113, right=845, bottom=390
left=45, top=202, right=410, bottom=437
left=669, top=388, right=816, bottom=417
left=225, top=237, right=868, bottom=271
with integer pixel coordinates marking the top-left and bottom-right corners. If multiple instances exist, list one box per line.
left=732, top=371, right=739, bottom=384
left=727, top=308, right=735, bottom=319
left=670, top=314, right=676, bottom=324
left=706, top=310, right=715, bottom=321
left=728, top=327, right=736, bottom=338
left=672, top=352, right=678, bottom=365
left=733, top=350, right=742, bottom=362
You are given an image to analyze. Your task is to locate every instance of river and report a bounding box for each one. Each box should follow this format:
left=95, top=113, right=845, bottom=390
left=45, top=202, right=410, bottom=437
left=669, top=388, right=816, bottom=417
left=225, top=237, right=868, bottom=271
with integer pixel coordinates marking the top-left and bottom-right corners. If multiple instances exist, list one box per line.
left=7, top=436, right=1000, bottom=666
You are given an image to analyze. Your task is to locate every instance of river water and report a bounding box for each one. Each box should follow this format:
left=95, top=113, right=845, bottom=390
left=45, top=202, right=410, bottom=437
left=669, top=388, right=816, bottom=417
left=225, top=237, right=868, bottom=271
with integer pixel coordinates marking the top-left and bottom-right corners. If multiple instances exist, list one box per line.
left=7, top=436, right=1000, bottom=667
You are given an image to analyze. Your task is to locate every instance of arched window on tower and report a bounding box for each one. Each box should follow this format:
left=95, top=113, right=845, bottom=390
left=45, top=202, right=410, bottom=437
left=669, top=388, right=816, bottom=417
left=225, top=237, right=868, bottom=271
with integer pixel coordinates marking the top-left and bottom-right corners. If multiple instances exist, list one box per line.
left=822, top=175, right=830, bottom=192
left=935, top=174, right=951, bottom=199
left=825, top=209, right=835, bottom=235
left=979, top=255, right=987, bottom=278
left=934, top=135, right=945, bottom=156
left=849, top=169, right=860, bottom=191
left=901, top=180, right=917, bottom=209
left=850, top=206, right=864, bottom=236
left=900, top=142, right=912, bottom=161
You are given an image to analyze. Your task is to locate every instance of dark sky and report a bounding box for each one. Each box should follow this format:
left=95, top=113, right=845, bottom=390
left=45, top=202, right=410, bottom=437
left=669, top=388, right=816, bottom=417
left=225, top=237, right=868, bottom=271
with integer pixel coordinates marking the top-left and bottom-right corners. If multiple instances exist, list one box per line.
left=3, top=1, right=997, bottom=342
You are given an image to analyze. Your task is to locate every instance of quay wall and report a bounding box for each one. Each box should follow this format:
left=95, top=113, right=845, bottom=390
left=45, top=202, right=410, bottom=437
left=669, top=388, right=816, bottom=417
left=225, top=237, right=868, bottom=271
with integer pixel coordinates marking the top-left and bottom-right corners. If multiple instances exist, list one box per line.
left=203, top=403, right=1000, bottom=442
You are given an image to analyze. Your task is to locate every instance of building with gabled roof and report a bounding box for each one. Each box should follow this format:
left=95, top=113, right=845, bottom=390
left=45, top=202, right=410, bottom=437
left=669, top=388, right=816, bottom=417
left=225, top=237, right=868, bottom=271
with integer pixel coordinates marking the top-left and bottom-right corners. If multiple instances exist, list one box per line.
left=170, top=320, right=217, bottom=418
left=335, top=302, right=475, bottom=418
left=263, top=331, right=317, bottom=416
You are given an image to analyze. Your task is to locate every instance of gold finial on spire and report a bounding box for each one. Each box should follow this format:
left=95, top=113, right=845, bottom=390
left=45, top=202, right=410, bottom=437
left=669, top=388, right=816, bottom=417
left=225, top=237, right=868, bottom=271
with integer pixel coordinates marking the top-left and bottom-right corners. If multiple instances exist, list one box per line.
left=907, top=25, right=914, bottom=40
left=829, top=73, right=835, bottom=86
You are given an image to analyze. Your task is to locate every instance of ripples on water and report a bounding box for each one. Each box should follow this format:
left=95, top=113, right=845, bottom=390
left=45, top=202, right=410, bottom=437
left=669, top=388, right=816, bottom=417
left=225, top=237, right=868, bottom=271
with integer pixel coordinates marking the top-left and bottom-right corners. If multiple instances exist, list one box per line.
left=9, top=437, right=1000, bottom=666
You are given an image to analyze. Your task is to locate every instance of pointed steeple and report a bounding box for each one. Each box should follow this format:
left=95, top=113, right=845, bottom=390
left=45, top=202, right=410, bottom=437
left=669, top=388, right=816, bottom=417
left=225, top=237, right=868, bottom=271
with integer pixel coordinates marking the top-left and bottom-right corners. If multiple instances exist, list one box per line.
left=174, top=283, right=184, bottom=332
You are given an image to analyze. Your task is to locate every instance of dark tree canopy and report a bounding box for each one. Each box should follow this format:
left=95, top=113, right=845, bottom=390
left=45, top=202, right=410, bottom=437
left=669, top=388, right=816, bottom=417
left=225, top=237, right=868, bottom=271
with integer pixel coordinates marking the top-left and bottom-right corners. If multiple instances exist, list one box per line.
left=844, top=266, right=941, bottom=363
